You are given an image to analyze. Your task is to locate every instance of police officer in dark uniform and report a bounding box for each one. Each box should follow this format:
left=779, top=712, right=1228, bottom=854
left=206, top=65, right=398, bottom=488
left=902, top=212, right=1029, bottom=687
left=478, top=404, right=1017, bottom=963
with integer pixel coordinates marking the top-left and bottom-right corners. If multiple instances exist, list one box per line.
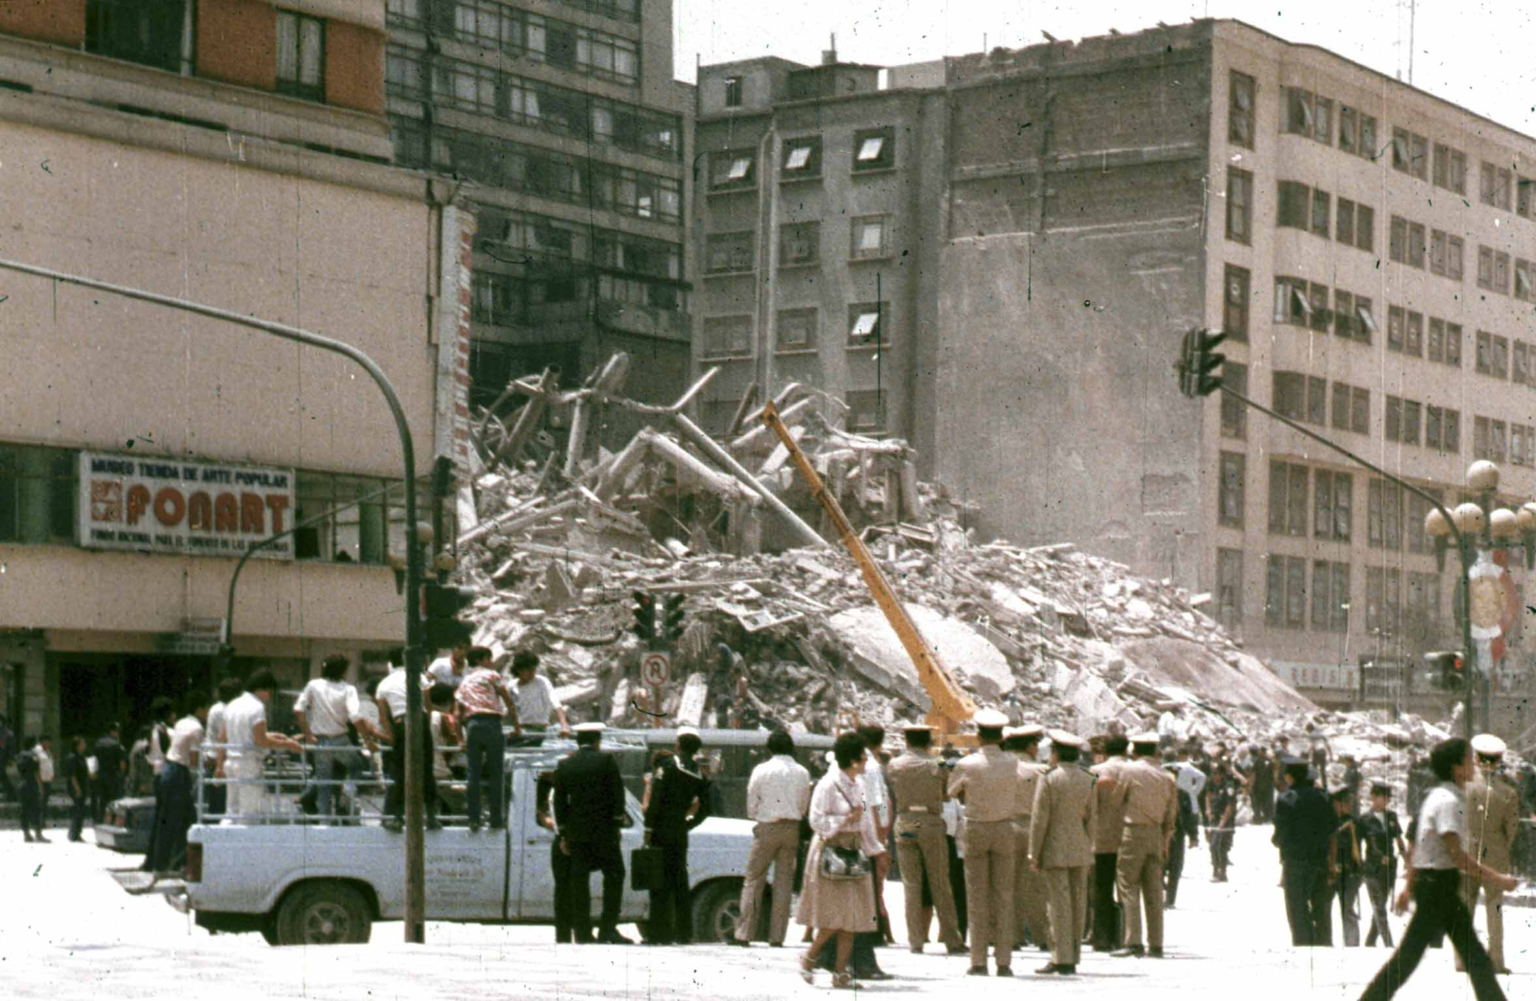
left=553, top=722, right=632, bottom=945
left=537, top=756, right=574, bottom=943
left=1272, top=756, right=1336, bottom=945
left=643, top=725, right=710, bottom=945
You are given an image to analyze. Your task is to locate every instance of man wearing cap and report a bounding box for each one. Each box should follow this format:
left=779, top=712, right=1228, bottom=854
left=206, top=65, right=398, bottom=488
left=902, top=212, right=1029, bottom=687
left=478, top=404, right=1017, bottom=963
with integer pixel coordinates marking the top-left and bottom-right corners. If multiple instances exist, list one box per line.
left=553, top=722, right=631, bottom=945
left=1457, top=734, right=1519, bottom=974
left=1111, top=732, right=1177, bottom=958
left=1161, top=752, right=1199, bottom=908
left=886, top=723, right=964, bottom=955
left=1273, top=756, right=1336, bottom=946
left=1003, top=725, right=1051, bottom=955
left=643, top=725, right=710, bottom=945
left=1030, top=731, right=1096, bottom=976
left=1087, top=734, right=1131, bottom=952
left=948, top=709, right=1018, bottom=976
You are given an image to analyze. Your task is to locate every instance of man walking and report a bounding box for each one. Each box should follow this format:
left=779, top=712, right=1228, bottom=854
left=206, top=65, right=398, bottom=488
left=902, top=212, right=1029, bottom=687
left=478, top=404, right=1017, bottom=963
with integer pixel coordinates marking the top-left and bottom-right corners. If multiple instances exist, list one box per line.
left=455, top=646, right=520, bottom=832
left=948, top=709, right=1018, bottom=977
left=217, top=671, right=304, bottom=821
left=510, top=651, right=571, bottom=737
left=1088, top=734, right=1130, bottom=951
left=64, top=736, right=90, bottom=842
left=1031, top=731, right=1096, bottom=976
left=90, top=724, right=126, bottom=824
left=1250, top=745, right=1276, bottom=824
left=1273, top=757, right=1336, bottom=945
left=16, top=736, right=47, bottom=842
left=1357, top=737, right=1514, bottom=1001
left=295, top=655, right=380, bottom=823
left=1457, top=733, right=1519, bottom=975
left=1206, top=761, right=1240, bottom=882
left=643, top=725, right=710, bottom=945
left=553, top=722, right=632, bottom=945
left=732, top=729, right=810, bottom=948
left=1359, top=783, right=1407, bottom=948
left=1004, top=725, right=1051, bottom=954
left=0, top=714, right=14, bottom=802
left=1330, top=787, right=1363, bottom=947
left=1112, top=732, right=1177, bottom=958
left=883, top=724, right=962, bottom=955
left=1162, top=752, right=1199, bottom=908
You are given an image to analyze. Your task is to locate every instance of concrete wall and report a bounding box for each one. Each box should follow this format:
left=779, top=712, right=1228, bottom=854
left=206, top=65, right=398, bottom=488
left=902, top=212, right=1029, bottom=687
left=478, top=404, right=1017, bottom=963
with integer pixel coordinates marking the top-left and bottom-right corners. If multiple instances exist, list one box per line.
left=0, top=0, right=84, bottom=47
left=197, top=0, right=278, bottom=91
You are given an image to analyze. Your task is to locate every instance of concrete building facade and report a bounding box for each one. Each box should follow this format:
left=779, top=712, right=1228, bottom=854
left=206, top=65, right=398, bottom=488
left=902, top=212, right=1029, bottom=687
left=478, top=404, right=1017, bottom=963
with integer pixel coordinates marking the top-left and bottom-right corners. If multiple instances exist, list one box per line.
left=383, top=0, right=694, bottom=446
left=0, top=2, right=473, bottom=745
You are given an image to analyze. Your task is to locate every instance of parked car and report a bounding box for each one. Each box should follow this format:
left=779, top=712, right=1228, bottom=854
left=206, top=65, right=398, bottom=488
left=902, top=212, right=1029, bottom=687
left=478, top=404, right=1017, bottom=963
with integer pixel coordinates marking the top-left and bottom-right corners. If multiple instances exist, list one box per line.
left=94, top=796, right=155, bottom=853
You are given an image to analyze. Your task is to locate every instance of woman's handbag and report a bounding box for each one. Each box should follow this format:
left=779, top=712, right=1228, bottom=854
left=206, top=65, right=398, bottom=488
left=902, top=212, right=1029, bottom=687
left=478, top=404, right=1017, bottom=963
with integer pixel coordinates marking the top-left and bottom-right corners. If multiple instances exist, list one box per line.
left=818, top=781, right=871, bottom=881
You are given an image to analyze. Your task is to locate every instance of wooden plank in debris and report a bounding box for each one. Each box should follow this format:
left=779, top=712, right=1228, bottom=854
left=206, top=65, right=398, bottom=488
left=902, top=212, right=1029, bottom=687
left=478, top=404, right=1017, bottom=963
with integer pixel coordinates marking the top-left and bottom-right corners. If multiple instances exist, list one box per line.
left=676, top=671, right=710, bottom=726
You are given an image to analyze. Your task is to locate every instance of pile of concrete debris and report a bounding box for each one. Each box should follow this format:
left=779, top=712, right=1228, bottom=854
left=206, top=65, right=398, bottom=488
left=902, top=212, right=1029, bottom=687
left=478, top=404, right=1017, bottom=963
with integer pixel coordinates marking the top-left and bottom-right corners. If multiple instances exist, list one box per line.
left=454, top=355, right=1504, bottom=798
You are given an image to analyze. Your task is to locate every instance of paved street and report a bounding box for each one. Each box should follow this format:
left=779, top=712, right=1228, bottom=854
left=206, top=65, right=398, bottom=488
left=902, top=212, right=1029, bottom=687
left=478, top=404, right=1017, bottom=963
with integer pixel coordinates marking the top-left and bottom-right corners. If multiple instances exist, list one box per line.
left=1, top=826, right=1531, bottom=999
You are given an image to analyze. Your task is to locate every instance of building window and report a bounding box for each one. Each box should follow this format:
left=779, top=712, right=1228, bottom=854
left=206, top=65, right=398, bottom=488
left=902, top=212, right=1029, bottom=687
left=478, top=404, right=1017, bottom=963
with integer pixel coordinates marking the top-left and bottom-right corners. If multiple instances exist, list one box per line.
left=1405, top=311, right=1423, bottom=356
left=1407, top=490, right=1444, bottom=554
left=86, top=0, right=186, bottom=74
left=710, top=149, right=756, bottom=190
left=847, top=302, right=889, bottom=348
left=1516, top=259, right=1534, bottom=301
left=1273, top=371, right=1305, bottom=421
left=1391, top=127, right=1428, bottom=179
left=1402, top=400, right=1421, bottom=445
left=1311, top=188, right=1331, bottom=236
left=1265, top=554, right=1308, bottom=629
left=779, top=221, right=820, bottom=267
left=782, top=136, right=823, bottom=177
left=1315, top=469, right=1352, bottom=541
left=1478, top=246, right=1495, bottom=290
left=471, top=272, right=527, bottom=326
left=776, top=307, right=817, bottom=352
left=1285, top=88, right=1314, bottom=135
left=1278, top=181, right=1309, bottom=229
left=1310, top=561, right=1350, bottom=633
left=1389, top=216, right=1406, bottom=263
left=1339, top=199, right=1373, bottom=251
left=1494, top=251, right=1511, bottom=294
left=852, top=127, right=895, bottom=172
left=1352, top=387, right=1371, bottom=435
left=705, top=231, right=754, bottom=273
left=1226, top=168, right=1252, bottom=244
left=1443, top=408, right=1461, bottom=452
left=1354, top=296, right=1376, bottom=343
left=1368, top=479, right=1403, bottom=550
left=1446, top=323, right=1463, bottom=366
left=1221, top=362, right=1248, bottom=439
left=1216, top=549, right=1244, bottom=629
left=1385, top=395, right=1402, bottom=442
left=1429, top=229, right=1447, bottom=275
left=1273, top=277, right=1309, bottom=326
left=845, top=391, right=887, bottom=433
left=1481, top=162, right=1513, bottom=209
left=1407, top=222, right=1426, bottom=268
left=850, top=215, right=890, bottom=260
left=276, top=10, right=325, bottom=102
left=702, top=315, right=752, bottom=358
left=1219, top=452, right=1245, bottom=528
left=1228, top=71, right=1255, bottom=148
left=1307, top=375, right=1327, bottom=424
left=294, top=471, right=420, bottom=565
left=1434, top=144, right=1467, bottom=193
left=1516, top=341, right=1531, bottom=385
left=1365, top=566, right=1402, bottom=635
left=0, top=445, right=77, bottom=543
left=1339, top=105, right=1357, bottom=153
left=1223, top=264, right=1249, bottom=341
left=1406, top=572, right=1442, bottom=645
left=1387, top=306, right=1405, bottom=352
left=723, top=75, right=743, bottom=107
left=1268, top=460, right=1308, bottom=537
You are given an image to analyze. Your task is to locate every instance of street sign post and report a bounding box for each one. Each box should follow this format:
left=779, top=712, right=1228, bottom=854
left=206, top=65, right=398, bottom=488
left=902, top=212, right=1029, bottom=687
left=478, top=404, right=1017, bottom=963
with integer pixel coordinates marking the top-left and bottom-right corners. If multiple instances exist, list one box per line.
left=641, top=651, right=670, bottom=729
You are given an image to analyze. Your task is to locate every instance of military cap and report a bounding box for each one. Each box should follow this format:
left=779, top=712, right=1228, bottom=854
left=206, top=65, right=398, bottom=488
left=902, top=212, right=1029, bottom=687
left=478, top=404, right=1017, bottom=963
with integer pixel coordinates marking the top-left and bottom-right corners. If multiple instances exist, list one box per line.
left=1131, top=731, right=1160, bottom=745
left=572, top=721, right=605, bottom=733
left=1048, top=729, right=1083, bottom=749
left=1014, top=723, right=1045, bottom=739
left=677, top=725, right=701, bottom=740
left=974, top=709, right=1009, bottom=729
left=1472, top=733, right=1507, bottom=758
left=902, top=723, right=937, bottom=734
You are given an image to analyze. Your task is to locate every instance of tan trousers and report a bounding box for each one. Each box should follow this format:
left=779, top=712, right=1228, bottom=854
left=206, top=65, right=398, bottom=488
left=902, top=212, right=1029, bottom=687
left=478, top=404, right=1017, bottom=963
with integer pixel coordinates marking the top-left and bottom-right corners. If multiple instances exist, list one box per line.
left=1011, top=817, right=1050, bottom=949
left=1459, top=876, right=1507, bottom=970
left=1116, top=824, right=1165, bottom=949
left=964, top=819, right=1016, bottom=968
left=1043, top=866, right=1088, bottom=967
left=895, top=813, right=962, bottom=949
left=735, top=820, right=799, bottom=944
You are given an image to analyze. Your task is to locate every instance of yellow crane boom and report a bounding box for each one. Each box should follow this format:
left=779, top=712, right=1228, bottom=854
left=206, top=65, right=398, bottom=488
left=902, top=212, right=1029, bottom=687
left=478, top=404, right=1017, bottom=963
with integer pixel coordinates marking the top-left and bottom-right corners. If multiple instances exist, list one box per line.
left=761, top=401, right=978, bottom=735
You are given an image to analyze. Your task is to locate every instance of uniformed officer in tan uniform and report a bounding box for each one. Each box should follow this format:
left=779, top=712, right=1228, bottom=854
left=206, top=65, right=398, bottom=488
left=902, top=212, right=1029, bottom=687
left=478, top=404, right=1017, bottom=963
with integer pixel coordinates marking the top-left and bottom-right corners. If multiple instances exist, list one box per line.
left=887, top=723, right=965, bottom=955
left=1458, top=733, right=1520, bottom=974
left=1087, top=734, right=1131, bottom=950
left=948, top=709, right=1018, bottom=977
left=1030, top=730, right=1096, bottom=976
left=1111, top=732, right=1177, bottom=958
left=1003, top=724, right=1051, bottom=954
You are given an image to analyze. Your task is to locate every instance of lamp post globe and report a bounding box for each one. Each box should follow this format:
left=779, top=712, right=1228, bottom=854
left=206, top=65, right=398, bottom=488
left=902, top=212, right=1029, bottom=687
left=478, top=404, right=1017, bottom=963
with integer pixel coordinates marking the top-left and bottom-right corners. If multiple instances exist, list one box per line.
left=1520, top=503, right=1536, bottom=534
left=1425, top=507, right=1452, bottom=538
left=1489, top=508, right=1520, bottom=540
left=1452, top=502, right=1487, bottom=535
left=1467, top=460, right=1501, bottom=493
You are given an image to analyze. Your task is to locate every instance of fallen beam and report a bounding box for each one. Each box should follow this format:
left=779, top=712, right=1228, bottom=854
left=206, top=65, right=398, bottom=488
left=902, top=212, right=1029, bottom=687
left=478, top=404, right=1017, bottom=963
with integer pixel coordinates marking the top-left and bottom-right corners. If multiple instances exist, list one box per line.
left=671, top=412, right=824, bottom=549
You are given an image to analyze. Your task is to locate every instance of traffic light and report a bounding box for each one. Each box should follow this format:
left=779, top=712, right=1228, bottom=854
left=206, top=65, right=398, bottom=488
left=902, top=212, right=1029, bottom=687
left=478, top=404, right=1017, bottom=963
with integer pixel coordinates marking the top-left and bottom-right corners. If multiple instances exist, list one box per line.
left=423, top=581, right=477, bottom=652
left=1426, top=650, right=1464, bottom=690
left=632, top=591, right=657, bottom=646
left=663, top=593, right=686, bottom=644
left=1177, top=328, right=1228, bottom=398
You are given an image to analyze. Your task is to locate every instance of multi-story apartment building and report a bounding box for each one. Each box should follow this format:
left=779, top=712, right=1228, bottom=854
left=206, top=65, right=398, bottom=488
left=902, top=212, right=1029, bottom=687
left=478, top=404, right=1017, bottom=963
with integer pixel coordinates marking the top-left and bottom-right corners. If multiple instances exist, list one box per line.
left=690, top=53, right=946, bottom=439
left=0, top=2, right=474, bottom=743
left=930, top=20, right=1536, bottom=711
left=383, top=0, right=693, bottom=443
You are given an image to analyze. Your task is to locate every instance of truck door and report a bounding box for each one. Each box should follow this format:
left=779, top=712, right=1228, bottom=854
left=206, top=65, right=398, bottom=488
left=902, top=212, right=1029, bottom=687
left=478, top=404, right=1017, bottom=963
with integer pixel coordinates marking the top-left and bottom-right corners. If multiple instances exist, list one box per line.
left=423, top=771, right=513, bottom=920
left=514, top=766, right=557, bottom=920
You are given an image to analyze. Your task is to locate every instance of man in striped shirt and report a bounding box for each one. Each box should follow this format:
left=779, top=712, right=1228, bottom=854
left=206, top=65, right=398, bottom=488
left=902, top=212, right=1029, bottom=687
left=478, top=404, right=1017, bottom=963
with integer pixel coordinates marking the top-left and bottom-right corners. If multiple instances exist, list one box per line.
left=455, top=647, right=520, bottom=832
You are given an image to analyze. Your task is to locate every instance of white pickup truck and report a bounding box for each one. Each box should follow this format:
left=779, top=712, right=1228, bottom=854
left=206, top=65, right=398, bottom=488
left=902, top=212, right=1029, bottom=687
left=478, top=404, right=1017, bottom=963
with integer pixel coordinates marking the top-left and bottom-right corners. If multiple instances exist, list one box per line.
left=181, top=744, right=761, bottom=947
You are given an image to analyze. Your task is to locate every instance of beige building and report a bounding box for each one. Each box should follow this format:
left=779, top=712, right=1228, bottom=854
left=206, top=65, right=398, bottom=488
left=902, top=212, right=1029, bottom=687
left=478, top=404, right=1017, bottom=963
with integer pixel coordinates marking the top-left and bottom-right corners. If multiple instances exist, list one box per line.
left=0, top=1, right=474, bottom=744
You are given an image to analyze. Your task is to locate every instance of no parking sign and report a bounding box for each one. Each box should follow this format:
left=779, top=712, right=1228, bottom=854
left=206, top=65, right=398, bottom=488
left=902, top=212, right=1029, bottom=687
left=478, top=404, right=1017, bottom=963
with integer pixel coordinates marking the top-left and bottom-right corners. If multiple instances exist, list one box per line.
left=641, top=651, right=671, bottom=687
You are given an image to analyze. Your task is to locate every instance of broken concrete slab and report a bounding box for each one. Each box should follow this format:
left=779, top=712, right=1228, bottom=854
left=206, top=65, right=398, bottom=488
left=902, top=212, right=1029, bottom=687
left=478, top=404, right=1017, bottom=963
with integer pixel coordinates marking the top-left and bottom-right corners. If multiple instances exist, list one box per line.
left=826, top=602, right=1015, bottom=707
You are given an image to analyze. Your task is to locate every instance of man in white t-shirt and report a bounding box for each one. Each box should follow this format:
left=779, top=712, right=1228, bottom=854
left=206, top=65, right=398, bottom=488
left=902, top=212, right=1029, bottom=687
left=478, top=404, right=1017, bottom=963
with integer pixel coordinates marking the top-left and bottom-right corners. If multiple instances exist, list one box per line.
left=426, top=645, right=471, bottom=689
left=295, top=655, right=382, bottom=823
left=148, top=694, right=210, bottom=877
left=204, top=678, right=244, bottom=818
left=217, top=670, right=303, bottom=822
left=1356, top=737, right=1517, bottom=1001
left=510, top=651, right=570, bottom=736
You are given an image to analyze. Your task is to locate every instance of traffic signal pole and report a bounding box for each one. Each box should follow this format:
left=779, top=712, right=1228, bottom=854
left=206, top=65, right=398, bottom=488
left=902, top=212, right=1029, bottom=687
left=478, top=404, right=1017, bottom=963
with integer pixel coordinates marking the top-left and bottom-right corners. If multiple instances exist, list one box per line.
left=0, top=258, right=431, bottom=941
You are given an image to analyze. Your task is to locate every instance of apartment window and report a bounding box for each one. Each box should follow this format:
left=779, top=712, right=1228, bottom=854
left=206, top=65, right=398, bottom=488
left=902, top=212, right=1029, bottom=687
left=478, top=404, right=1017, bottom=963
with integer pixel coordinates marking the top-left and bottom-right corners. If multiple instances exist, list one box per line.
left=1331, top=382, right=1351, bottom=431
left=1517, top=259, right=1534, bottom=301
left=1285, top=89, right=1314, bottom=135
left=1406, top=572, right=1441, bottom=642
left=1478, top=246, right=1494, bottom=289
left=1226, top=168, right=1252, bottom=244
left=1516, top=341, right=1530, bottom=385
left=782, top=136, right=823, bottom=177
left=1335, top=197, right=1356, bottom=246
left=723, top=75, right=743, bottom=107
left=1273, top=371, right=1305, bottom=421
left=1353, top=386, right=1371, bottom=435
left=1426, top=406, right=1444, bottom=450
left=775, top=307, right=817, bottom=352
left=702, top=315, right=752, bottom=358
left=1495, top=252, right=1511, bottom=294
left=1450, top=149, right=1467, bottom=193
left=1311, top=561, right=1350, bottom=633
left=1216, top=549, right=1244, bottom=629
left=1476, top=331, right=1509, bottom=378
left=0, top=445, right=77, bottom=543
left=1228, top=71, right=1255, bottom=148
left=1278, top=181, right=1310, bottom=229
left=85, top=0, right=186, bottom=74
left=1433, top=143, right=1450, bottom=187
left=471, top=272, right=527, bottom=326
left=1219, top=452, right=1245, bottom=527
left=1402, top=400, right=1421, bottom=445
left=779, top=221, right=820, bottom=267
left=1405, top=311, right=1423, bottom=356
left=1447, top=236, right=1465, bottom=280
left=1428, top=318, right=1445, bottom=363
left=1273, top=277, right=1309, bottom=326
left=1514, top=425, right=1530, bottom=467
left=1223, top=265, right=1249, bottom=341
left=705, top=231, right=754, bottom=273
left=1354, top=204, right=1375, bottom=252
left=1360, top=114, right=1378, bottom=158
left=1430, top=230, right=1447, bottom=275
left=1408, top=223, right=1426, bottom=268
left=1355, top=297, right=1376, bottom=343
left=1390, top=216, right=1407, bottom=263
left=1387, top=306, right=1405, bottom=352
left=1311, top=188, right=1331, bottom=236
left=1315, top=469, right=1352, bottom=541
left=1481, top=162, right=1513, bottom=209
left=1308, top=284, right=1329, bottom=333
left=575, top=28, right=638, bottom=83
left=852, top=127, right=895, bottom=172
left=1407, top=491, right=1443, bottom=554
left=1385, top=395, right=1402, bottom=442
left=847, top=302, right=889, bottom=348
left=846, top=391, right=887, bottom=433
left=1314, top=97, right=1334, bottom=144
left=711, top=149, right=756, bottom=190
left=1391, top=128, right=1428, bottom=179
left=1268, top=460, right=1308, bottom=536
left=1265, top=555, right=1308, bottom=629
left=1221, top=362, right=1248, bottom=439
left=1307, top=376, right=1327, bottom=424
left=1333, top=290, right=1355, bottom=340
left=850, top=215, right=891, bottom=260
left=1368, top=479, right=1403, bottom=550
left=1474, top=416, right=1491, bottom=459
left=1443, top=408, right=1461, bottom=452
left=276, top=10, right=325, bottom=102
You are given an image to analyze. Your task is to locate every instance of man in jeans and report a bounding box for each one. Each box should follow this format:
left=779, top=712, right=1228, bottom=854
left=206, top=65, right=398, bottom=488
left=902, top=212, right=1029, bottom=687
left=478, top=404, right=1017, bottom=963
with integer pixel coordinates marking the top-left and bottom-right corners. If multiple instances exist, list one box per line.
left=1357, top=737, right=1515, bottom=1001
left=1329, top=787, right=1363, bottom=947
left=454, top=646, right=519, bottom=832
left=295, top=655, right=381, bottom=823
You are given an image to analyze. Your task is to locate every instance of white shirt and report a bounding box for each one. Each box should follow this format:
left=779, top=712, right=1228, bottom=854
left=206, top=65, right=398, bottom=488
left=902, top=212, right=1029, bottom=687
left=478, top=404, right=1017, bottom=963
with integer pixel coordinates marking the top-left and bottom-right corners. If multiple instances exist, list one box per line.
left=206, top=702, right=227, bottom=748
left=747, top=754, right=812, bottom=823
left=512, top=674, right=562, bottom=727
left=1175, top=761, right=1207, bottom=804
left=148, top=722, right=170, bottom=774
left=427, top=656, right=467, bottom=689
left=376, top=667, right=410, bottom=719
left=429, top=711, right=455, bottom=781
left=860, top=759, right=890, bottom=831
left=37, top=747, right=54, bottom=783
left=166, top=716, right=206, bottom=768
left=223, top=692, right=268, bottom=763
left=294, top=678, right=363, bottom=737
left=808, top=768, right=883, bottom=857
left=1414, top=781, right=1466, bottom=870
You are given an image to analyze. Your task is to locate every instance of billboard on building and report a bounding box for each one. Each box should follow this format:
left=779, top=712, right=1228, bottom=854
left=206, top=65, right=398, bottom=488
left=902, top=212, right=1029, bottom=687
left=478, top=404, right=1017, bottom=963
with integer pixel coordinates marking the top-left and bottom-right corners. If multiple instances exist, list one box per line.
left=78, top=452, right=296, bottom=560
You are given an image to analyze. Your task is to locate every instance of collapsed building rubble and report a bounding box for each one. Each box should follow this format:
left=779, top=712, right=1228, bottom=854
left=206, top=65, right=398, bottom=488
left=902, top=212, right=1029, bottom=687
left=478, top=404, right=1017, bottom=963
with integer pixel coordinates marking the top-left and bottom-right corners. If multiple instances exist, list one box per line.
left=452, top=354, right=1523, bottom=807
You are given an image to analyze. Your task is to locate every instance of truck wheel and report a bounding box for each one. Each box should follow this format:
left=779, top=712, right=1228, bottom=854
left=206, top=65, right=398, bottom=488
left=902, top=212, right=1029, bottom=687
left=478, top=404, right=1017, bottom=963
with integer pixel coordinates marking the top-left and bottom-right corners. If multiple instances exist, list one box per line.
left=689, top=879, right=743, bottom=944
left=273, top=882, right=372, bottom=946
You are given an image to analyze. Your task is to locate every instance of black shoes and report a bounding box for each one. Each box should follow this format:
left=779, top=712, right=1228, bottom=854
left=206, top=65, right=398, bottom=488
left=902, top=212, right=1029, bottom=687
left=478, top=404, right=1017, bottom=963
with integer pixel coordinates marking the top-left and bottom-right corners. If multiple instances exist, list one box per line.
left=855, top=970, right=893, bottom=981
left=596, top=930, right=633, bottom=945
left=426, top=817, right=443, bottom=831
left=1036, top=963, right=1075, bottom=975
left=946, top=945, right=969, bottom=956
left=1112, top=945, right=1145, bottom=958
left=966, top=965, right=989, bottom=976
left=1149, top=947, right=1165, bottom=958
left=995, top=967, right=1013, bottom=977
left=727, top=937, right=750, bottom=947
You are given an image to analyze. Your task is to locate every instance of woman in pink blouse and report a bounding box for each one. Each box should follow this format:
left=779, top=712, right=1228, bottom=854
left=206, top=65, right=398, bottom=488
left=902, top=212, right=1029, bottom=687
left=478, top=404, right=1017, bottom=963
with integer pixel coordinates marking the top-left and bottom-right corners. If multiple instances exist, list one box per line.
left=797, top=731, right=881, bottom=989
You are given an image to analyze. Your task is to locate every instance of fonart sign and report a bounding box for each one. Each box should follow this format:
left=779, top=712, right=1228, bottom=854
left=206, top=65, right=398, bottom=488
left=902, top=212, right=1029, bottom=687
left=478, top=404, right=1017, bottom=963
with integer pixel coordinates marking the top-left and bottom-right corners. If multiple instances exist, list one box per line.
left=78, top=452, right=296, bottom=559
